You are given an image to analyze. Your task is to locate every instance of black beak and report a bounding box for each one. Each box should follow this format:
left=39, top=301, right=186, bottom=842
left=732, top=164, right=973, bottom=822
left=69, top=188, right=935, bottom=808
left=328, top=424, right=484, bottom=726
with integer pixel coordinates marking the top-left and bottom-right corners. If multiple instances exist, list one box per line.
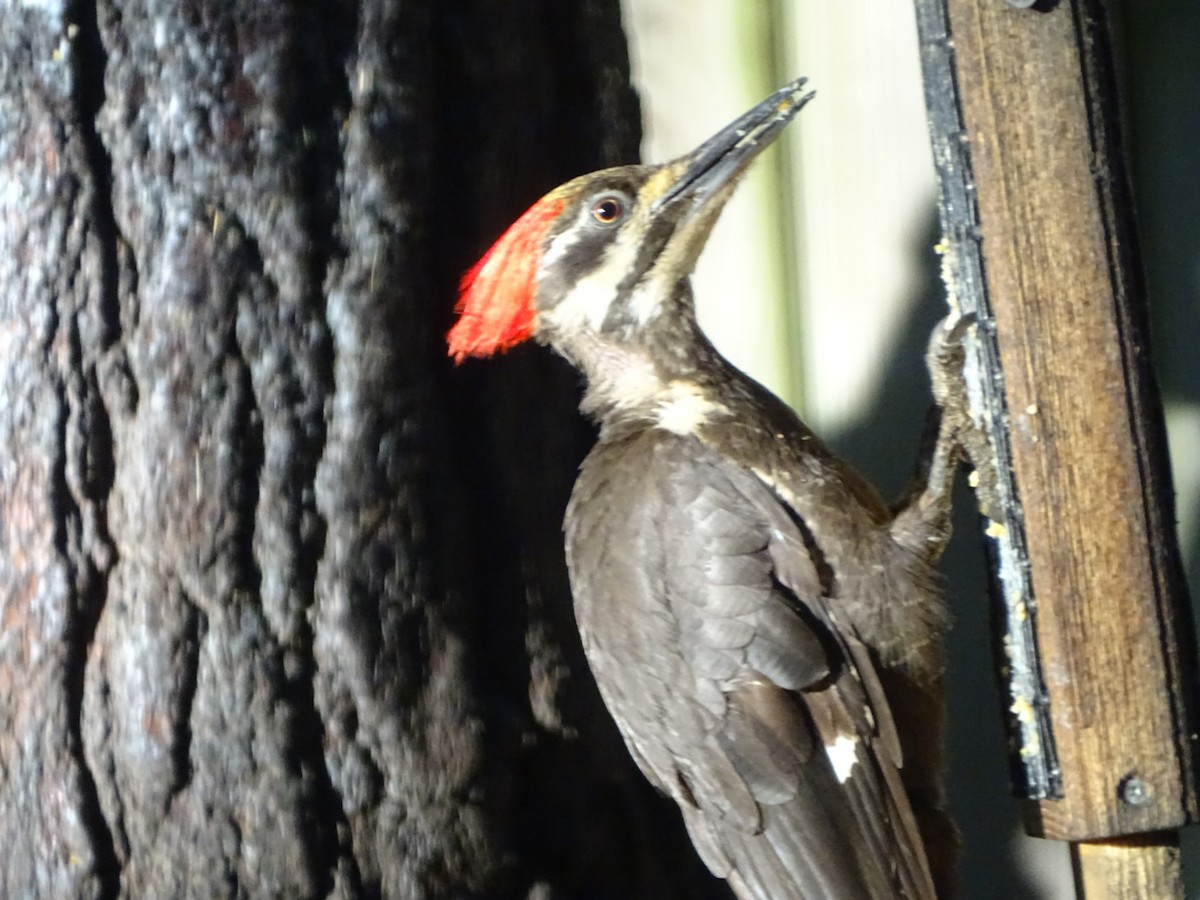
left=653, top=77, right=814, bottom=212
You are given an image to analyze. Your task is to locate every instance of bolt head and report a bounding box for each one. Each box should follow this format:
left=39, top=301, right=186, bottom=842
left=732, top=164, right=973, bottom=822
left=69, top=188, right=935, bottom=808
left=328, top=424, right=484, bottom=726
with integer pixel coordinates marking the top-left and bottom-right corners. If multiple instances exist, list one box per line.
left=1118, top=775, right=1151, bottom=807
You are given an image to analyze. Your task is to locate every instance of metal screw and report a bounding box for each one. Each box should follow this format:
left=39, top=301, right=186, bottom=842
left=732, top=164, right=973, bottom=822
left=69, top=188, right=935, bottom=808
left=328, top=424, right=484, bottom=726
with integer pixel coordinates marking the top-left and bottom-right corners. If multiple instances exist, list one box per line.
left=1118, top=775, right=1151, bottom=807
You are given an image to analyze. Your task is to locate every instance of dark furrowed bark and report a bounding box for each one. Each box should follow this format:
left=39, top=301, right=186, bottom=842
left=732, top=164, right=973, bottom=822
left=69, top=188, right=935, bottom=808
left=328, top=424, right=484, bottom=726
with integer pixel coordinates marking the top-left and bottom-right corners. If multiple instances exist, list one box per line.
left=0, top=2, right=729, bottom=898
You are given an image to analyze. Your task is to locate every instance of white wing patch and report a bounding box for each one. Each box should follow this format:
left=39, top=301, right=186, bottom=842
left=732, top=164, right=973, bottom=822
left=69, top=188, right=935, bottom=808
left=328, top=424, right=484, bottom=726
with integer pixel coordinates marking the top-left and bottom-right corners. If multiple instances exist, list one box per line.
left=825, top=733, right=859, bottom=784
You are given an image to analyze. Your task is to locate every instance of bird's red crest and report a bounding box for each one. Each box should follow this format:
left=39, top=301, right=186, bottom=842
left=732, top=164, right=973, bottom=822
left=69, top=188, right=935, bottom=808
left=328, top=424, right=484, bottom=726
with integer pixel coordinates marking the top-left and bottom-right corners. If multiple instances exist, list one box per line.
left=448, top=195, right=566, bottom=362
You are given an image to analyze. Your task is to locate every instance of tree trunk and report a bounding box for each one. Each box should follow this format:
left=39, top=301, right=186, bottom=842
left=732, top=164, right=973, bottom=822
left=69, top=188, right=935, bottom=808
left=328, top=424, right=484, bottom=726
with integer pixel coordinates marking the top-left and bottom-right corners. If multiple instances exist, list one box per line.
left=0, top=2, right=730, bottom=898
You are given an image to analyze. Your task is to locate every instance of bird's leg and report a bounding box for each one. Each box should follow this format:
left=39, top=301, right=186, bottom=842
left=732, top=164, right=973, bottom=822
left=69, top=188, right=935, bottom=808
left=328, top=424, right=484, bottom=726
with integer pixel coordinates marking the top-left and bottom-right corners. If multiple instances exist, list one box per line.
left=887, top=311, right=999, bottom=900
left=890, top=311, right=996, bottom=562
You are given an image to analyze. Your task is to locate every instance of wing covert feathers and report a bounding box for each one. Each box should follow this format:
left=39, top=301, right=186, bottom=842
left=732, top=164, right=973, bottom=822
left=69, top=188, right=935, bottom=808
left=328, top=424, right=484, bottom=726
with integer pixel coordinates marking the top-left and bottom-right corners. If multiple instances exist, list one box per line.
left=566, top=430, right=938, bottom=900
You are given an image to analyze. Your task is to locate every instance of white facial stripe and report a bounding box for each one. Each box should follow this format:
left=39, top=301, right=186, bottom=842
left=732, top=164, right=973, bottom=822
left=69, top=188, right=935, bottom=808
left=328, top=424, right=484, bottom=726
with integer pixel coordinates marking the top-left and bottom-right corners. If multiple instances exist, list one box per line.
left=627, top=271, right=667, bottom=326
left=581, top=232, right=640, bottom=329
left=825, top=733, right=860, bottom=784
left=539, top=204, right=651, bottom=334
left=539, top=205, right=589, bottom=272
left=542, top=271, right=616, bottom=333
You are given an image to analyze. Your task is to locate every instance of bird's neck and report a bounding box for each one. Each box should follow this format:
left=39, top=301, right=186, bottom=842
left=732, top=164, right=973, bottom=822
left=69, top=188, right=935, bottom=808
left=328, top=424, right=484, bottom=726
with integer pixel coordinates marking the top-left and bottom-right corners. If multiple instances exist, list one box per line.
left=553, top=305, right=734, bottom=436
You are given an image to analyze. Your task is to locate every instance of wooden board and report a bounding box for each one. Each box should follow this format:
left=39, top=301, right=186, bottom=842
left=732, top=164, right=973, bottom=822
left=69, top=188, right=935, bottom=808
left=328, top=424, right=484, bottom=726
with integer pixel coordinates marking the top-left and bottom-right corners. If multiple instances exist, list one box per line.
left=1072, top=833, right=1184, bottom=900
left=934, top=0, right=1200, bottom=841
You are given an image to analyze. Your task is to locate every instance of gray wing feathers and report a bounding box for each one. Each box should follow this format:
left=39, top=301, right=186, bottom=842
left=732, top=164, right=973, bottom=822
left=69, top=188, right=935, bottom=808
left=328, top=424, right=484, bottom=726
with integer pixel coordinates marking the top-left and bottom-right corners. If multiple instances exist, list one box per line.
left=746, top=601, right=830, bottom=690
left=567, top=430, right=936, bottom=899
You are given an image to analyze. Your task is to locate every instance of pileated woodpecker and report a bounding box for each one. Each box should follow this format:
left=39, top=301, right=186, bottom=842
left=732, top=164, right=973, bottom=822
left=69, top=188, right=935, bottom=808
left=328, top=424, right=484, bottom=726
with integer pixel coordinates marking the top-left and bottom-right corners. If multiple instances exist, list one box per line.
left=450, top=78, right=961, bottom=899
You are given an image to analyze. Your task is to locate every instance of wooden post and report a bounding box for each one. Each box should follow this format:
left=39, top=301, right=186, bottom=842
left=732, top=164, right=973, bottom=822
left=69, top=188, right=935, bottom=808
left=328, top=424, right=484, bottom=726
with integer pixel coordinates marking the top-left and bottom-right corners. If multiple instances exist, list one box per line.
left=912, top=0, right=1200, bottom=895
left=1072, top=833, right=1185, bottom=900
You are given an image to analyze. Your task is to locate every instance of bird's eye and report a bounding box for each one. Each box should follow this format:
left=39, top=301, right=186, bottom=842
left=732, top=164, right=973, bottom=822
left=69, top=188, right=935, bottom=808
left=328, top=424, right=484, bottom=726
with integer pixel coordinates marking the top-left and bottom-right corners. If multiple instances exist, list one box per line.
left=591, top=195, right=626, bottom=225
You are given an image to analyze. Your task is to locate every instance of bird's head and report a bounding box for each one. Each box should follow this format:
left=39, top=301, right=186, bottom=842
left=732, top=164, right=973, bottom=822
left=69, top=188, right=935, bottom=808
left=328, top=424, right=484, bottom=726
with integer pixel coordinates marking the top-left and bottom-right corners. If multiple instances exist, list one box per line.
left=447, top=77, right=814, bottom=365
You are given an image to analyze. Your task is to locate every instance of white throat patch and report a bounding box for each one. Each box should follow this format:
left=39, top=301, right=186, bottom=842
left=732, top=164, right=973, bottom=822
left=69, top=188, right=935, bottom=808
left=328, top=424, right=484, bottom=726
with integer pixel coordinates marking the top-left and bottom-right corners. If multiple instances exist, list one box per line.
left=654, top=384, right=722, bottom=435
left=608, top=372, right=723, bottom=435
left=578, top=343, right=725, bottom=437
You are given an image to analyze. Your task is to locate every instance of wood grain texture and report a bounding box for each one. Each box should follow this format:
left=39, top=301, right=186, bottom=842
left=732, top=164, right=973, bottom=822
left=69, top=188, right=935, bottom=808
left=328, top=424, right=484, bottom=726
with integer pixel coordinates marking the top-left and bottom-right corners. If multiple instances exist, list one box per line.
left=944, top=0, right=1200, bottom=841
left=1071, top=833, right=1184, bottom=900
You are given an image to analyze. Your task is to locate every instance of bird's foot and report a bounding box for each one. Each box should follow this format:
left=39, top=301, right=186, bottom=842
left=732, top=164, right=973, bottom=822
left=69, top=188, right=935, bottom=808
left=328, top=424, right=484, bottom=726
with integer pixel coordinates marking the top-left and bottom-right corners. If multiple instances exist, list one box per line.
left=892, top=311, right=1000, bottom=556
